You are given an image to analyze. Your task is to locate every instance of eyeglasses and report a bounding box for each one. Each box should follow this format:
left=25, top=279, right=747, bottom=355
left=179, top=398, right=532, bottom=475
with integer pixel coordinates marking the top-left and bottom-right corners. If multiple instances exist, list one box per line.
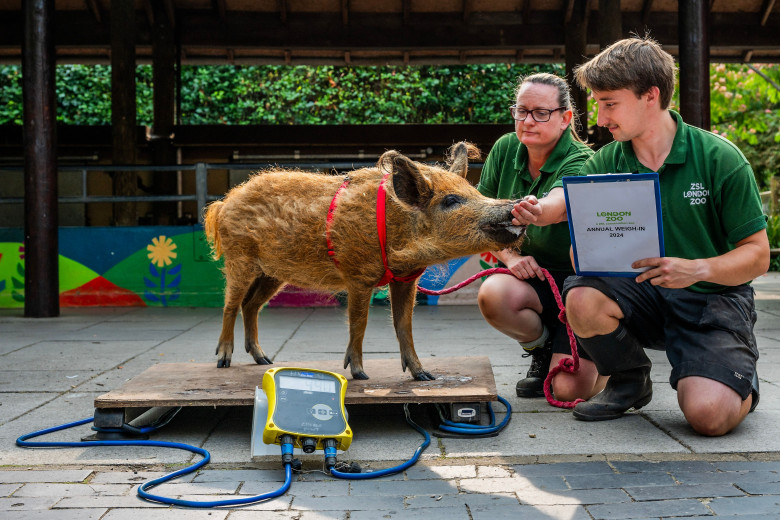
left=510, top=106, right=566, bottom=122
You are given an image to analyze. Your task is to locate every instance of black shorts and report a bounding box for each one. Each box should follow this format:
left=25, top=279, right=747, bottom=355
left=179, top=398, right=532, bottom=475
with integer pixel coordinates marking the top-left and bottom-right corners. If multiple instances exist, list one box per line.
left=524, top=270, right=588, bottom=360
left=562, top=276, right=759, bottom=400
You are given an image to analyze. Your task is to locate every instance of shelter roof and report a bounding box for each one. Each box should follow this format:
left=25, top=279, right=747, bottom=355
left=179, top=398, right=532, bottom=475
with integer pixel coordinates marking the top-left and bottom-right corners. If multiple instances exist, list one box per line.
left=1, top=0, right=779, bottom=65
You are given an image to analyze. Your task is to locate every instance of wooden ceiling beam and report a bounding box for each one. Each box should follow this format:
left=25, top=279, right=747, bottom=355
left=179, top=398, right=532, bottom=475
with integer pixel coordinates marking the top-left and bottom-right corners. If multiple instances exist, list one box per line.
left=84, top=0, right=103, bottom=23
left=760, top=0, right=776, bottom=25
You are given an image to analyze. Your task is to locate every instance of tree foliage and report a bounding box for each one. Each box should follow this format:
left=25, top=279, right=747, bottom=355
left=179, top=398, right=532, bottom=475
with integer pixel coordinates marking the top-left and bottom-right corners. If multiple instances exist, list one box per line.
left=1, top=62, right=779, bottom=188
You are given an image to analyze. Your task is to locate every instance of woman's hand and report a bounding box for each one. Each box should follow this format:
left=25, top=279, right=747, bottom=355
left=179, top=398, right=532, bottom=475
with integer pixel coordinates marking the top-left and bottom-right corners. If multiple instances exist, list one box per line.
left=506, top=253, right=545, bottom=280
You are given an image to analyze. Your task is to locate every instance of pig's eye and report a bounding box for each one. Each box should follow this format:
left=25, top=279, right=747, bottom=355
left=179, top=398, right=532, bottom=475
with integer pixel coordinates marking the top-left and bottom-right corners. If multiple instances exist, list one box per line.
left=441, top=194, right=464, bottom=209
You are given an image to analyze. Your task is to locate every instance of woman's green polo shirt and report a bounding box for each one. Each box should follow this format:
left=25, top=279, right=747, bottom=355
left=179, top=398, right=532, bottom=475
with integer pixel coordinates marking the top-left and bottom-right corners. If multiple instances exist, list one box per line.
left=477, top=130, right=593, bottom=272
left=581, top=110, right=766, bottom=293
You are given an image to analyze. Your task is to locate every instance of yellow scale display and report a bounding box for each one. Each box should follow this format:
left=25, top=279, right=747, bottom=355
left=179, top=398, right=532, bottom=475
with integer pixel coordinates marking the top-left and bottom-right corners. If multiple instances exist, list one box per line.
left=262, top=367, right=352, bottom=452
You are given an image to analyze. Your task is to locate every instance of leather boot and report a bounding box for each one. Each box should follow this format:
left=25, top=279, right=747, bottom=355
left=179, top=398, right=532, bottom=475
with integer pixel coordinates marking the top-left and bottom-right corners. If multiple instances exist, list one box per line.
left=572, top=366, right=652, bottom=421
left=516, top=342, right=553, bottom=398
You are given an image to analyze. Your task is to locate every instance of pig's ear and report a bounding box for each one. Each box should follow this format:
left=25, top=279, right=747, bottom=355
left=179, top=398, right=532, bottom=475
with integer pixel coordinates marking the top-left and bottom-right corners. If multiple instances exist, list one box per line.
left=389, top=155, right=434, bottom=210
left=446, top=141, right=481, bottom=179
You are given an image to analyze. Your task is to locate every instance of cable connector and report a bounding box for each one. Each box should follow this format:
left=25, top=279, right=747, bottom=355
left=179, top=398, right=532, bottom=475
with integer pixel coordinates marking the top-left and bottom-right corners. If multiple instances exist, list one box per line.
left=280, top=434, right=295, bottom=467
left=323, top=438, right=338, bottom=469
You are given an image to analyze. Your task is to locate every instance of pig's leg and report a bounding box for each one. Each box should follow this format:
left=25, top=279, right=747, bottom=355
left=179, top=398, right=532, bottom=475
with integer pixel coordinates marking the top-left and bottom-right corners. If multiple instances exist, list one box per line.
left=241, top=274, right=284, bottom=365
left=343, top=287, right=373, bottom=380
left=389, top=281, right=435, bottom=381
left=216, top=274, right=246, bottom=368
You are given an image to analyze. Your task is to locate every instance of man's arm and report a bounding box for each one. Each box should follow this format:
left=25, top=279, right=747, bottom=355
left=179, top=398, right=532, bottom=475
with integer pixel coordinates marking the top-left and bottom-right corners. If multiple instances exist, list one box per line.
left=633, top=229, right=770, bottom=288
left=511, top=187, right=568, bottom=226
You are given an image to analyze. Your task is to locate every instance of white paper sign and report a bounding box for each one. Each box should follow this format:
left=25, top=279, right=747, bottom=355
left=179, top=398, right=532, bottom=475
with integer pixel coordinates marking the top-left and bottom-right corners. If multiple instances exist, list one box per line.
left=563, top=173, right=664, bottom=276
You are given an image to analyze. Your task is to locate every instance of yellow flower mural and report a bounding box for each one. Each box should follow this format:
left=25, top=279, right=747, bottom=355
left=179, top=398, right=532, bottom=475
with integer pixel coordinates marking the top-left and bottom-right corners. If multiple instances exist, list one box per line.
left=147, top=235, right=178, bottom=267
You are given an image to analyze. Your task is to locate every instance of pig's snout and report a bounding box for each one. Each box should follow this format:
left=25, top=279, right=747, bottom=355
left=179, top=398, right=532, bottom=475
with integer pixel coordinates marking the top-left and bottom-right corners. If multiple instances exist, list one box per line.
left=479, top=202, right=527, bottom=243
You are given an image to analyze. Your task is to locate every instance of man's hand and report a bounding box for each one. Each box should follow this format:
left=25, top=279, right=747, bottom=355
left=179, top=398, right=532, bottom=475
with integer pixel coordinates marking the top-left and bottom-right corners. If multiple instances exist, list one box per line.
left=506, top=254, right=546, bottom=280
left=633, top=257, right=704, bottom=288
left=512, top=195, right=542, bottom=225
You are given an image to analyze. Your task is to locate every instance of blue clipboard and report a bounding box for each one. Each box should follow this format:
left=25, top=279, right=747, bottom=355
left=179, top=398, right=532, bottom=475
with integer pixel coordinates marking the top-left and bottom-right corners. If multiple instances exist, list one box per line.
left=563, top=173, right=665, bottom=277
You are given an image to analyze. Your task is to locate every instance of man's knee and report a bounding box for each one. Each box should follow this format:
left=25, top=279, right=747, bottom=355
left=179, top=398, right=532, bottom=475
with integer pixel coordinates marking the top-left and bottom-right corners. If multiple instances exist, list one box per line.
left=678, top=377, right=749, bottom=436
left=564, top=286, right=613, bottom=335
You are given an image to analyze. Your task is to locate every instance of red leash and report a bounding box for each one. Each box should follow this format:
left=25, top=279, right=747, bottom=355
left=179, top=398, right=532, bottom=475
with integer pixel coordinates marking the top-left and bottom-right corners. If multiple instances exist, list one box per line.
left=418, top=266, right=583, bottom=409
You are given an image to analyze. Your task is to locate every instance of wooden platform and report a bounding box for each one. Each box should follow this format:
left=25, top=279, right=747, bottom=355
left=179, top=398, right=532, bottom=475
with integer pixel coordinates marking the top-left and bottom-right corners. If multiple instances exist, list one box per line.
left=94, top=356, right=497, bottom=409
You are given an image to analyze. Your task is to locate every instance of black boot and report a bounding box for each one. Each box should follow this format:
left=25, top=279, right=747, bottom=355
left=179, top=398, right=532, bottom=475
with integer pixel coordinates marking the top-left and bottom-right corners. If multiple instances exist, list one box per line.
left=572, top=323, right=653, bottom=421
left=572, top=366, right=652, bottom=421
left=516, top=343, right=553, bottom=398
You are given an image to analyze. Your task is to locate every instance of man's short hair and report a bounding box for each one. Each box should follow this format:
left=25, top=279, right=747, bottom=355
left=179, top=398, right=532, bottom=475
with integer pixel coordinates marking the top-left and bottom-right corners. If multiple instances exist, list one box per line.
left=574, top=36, right=677, bottom=109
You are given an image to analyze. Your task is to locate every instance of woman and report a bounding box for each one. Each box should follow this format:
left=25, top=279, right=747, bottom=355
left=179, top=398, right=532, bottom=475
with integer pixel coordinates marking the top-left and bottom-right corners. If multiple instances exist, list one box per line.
left=476, top=72, right=606, bottom=401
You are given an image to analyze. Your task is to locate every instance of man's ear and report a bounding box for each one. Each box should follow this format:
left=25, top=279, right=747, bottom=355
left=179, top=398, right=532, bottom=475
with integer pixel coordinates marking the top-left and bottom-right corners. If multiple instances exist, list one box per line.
left=389, top=155, right=433, bottom=210
left=644, top=86, right=661, bottom=107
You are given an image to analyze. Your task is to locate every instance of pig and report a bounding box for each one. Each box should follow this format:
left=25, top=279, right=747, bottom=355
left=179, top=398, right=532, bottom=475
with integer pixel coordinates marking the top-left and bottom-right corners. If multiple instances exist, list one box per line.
left=203, top=142, right=525, bottom=380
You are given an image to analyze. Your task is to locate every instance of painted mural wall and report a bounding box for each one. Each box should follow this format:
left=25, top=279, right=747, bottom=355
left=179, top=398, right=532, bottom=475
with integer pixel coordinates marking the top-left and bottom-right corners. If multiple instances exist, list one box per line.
left=0, top=226, right=499, bottom=308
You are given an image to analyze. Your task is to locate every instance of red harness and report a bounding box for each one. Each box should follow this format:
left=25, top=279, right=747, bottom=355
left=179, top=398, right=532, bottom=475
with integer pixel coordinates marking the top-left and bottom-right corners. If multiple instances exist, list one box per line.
left=326, top=172, right=425, bottom=287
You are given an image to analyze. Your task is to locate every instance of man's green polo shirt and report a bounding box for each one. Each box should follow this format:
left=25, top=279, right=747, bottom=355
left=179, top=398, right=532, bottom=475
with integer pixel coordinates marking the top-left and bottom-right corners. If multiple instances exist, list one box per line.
left=581, top=110, right=766, bottom=293
left=478, top=130, right=593, bottom=272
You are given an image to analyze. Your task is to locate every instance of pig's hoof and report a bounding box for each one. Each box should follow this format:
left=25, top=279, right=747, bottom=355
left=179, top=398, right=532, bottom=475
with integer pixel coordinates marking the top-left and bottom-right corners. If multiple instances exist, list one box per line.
left=414, top=371, right=436, bottom=381
left=352, top=371, right=370, bottom=380
left=253, top=355, right=272, bottom=365
left=217, top=357, right=231, bottom=368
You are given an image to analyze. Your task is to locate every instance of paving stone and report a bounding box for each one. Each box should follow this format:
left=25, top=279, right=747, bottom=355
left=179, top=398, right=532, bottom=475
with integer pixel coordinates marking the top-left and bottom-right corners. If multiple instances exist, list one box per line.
left=54, top=495, right=170, bottom=508
left=101, top=510, right=230, bottom=520
left=0, top=483, right=21, bottom=496
left=192, top=469, right=285, bottom=483
left=2, top=510, right=107, bottom=519
left=0, top=496, right=59, bottom=510
left=512, top=461, right=614, bottom=477
left=294, top=512, right=344, bottom=520
left=624, top=482, right=746, bottom=501
left=566, top=471, right=676, bottom=489
left=90, top=471, right=178, bottom=484
left=515, top=487, right=632, bottom=506
left=148, top=480, right=240, bottom=495
left=460, top=475, right=569, bottom=494
left=612, top=460, right=717, bottom=473
left=13, top=483, right=133, bottom=497
left=244, top=479, right=349, bottom=497
left=734, top=480, right=780, bottom=495
left=174, top=494, right=291, bottom=509
left=709, top=495, right=780, bottom=516
left=404, top=465, right=476, bottom=480
left=475, top=465, right=512, bottom=478
left=351, top=507, right=469, bottom=520
left=470, top=503, right=591, bottom=520
left=404, top=491, right=518, bottom=510
left=291, top=494, right=402, bottom=511
left=0, top=470, right=92, bottom=484
left=346, top=478, right=458, bottom=496
left=714, top=461, right=780, bottom=472
left=585, top=498, right=711, bottom=519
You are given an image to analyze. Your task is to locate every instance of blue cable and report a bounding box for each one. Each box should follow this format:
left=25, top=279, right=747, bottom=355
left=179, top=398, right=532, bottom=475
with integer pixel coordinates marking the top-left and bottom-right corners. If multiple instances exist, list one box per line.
left=436, top=395, right=511, bottom=435
left=328, top=404, right=431, bottom=480
left=16, top=417, right=292, bottom=508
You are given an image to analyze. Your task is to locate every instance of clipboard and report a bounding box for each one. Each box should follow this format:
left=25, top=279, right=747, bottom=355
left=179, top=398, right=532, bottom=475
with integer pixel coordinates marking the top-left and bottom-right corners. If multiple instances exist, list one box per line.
left=563, top=173, right=664, bottom=277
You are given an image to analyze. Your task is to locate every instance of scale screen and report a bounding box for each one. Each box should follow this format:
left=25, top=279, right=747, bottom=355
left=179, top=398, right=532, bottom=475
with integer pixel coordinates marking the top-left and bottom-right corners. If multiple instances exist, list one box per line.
left=278, top=374, right=336, bottom=394
left=271, top=369, right=347, bottom=437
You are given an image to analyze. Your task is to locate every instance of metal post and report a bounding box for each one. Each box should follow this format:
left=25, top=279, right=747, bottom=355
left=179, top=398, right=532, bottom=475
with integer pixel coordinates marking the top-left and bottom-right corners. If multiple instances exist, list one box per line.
left=196, top=163, right=208, bottom=224
left=22, top=0, right=59, bottom=317
left=679, top=0, right=710, bottom=130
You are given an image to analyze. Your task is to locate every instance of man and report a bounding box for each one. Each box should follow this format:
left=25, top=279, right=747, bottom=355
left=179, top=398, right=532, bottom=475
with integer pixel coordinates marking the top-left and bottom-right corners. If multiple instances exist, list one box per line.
left=563, top=36, right=769, bottom=436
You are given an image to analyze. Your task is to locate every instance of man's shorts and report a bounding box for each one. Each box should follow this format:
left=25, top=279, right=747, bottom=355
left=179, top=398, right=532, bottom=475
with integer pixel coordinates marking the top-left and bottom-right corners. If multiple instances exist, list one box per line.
left=562, top=276, right=759, bottom=400
left=524, top=270, right=589, bottom=361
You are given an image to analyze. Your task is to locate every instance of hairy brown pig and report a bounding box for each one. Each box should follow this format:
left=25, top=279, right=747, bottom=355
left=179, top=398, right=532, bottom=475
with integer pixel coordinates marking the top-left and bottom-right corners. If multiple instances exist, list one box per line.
left=204, top=142, right=525, bottom=380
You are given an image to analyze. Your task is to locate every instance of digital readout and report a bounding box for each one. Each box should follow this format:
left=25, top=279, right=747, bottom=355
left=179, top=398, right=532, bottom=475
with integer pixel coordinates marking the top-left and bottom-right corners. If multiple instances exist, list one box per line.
left=278, top=374, right=337, bottom=393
